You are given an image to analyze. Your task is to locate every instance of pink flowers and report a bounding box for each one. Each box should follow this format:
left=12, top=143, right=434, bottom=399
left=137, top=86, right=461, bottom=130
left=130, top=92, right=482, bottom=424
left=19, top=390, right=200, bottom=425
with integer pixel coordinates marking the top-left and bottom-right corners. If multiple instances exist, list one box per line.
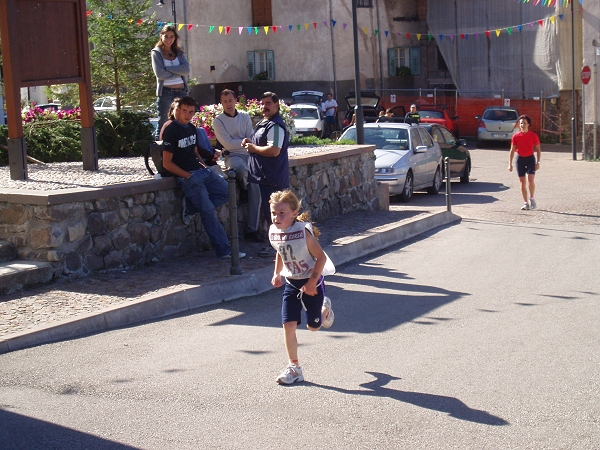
left=22, top=105, right=81, bottom=124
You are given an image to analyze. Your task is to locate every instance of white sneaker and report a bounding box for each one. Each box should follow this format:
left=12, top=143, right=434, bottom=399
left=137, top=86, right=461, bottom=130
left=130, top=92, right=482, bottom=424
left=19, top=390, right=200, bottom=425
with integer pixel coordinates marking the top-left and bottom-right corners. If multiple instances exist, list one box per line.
left=520, top=202, right=530, bottom=211
left=276, top=364, right=304, bottom=385
left=220, top=252, right=246, bottom=259
left=529, top=198, right=537, bottom=209
left=322, top=296, right=334, bottom=329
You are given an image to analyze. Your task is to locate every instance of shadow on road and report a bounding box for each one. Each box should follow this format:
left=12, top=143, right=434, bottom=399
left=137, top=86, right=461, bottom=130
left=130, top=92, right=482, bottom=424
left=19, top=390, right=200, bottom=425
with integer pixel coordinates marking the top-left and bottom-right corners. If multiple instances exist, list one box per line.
left=304, top=372, right=509, bottom=426
left=0, top=409, right=139, bottom=449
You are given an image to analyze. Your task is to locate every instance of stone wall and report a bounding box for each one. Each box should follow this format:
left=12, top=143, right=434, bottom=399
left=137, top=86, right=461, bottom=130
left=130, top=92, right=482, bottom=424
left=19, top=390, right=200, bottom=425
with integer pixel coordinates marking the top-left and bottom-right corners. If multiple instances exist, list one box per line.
left=0, top=145, right=380, bottom=278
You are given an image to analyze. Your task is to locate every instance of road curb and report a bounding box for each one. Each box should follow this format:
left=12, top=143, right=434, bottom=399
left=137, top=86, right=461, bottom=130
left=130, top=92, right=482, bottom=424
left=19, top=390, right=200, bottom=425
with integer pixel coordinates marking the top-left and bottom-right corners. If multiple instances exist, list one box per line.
left=0, top=210, right=461, bottom=354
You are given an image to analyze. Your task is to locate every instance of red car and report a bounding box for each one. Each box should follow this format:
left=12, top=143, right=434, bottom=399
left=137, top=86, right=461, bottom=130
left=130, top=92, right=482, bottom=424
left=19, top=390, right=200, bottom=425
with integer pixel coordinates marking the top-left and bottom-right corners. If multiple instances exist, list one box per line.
left=417, top=106, right=459, bottom=137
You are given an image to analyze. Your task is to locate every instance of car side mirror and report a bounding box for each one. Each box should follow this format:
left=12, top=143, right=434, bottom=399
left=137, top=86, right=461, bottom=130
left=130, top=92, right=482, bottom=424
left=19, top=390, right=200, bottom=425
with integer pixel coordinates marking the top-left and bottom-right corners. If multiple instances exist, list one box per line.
left=475, top=115, right=481, bottom=120
left=414, top=145, right=428, bottom=153
left=459, top=139, right=467, bottom=147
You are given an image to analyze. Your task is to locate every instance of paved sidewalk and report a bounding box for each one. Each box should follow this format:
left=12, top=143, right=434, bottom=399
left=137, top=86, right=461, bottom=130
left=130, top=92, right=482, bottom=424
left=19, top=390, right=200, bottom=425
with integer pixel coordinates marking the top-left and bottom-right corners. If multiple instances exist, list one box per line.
left=0, top=205, right=458, bottom=353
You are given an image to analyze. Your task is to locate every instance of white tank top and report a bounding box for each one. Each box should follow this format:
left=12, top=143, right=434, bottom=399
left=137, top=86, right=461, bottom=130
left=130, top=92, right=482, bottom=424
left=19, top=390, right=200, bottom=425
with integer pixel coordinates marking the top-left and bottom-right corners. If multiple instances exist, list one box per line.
left=163, top=56, right=183, bottom=86
left=269, top=221, right=335, bottom=279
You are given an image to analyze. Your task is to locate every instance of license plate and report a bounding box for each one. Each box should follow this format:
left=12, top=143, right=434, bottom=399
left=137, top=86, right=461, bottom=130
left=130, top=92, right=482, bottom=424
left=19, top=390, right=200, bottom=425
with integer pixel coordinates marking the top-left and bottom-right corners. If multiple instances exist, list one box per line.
left=491, top=133, right=508, bottom=138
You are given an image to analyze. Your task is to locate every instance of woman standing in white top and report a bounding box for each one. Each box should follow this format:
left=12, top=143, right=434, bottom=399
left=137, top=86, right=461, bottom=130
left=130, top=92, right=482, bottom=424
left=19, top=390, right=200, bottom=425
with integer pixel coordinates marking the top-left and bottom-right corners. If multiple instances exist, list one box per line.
left=151, top=25, right=190, bottom=138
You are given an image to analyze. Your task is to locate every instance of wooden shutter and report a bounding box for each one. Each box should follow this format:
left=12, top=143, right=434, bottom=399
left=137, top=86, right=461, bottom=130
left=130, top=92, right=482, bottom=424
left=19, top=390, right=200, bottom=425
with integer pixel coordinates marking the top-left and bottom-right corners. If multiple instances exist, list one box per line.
left=252, top=0, right=272, bottom=27
left=267, top=50, right=274, bottom=80
left=247, top=51, right=255, bottom=80
left=409, top=47, right=421, bottom=75
left=388, top=48, right=397, bottom=76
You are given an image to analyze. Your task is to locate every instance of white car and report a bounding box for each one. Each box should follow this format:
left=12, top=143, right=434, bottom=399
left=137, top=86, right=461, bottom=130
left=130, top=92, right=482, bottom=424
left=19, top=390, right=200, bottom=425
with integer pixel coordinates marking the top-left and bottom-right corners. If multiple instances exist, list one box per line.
left=339, top=122, right=443, bottom=202
left=93, top=96, right=117, bottom=112
left=475, top=106, right=519, bottom=147
left=290, top=103, right=325, bottom=138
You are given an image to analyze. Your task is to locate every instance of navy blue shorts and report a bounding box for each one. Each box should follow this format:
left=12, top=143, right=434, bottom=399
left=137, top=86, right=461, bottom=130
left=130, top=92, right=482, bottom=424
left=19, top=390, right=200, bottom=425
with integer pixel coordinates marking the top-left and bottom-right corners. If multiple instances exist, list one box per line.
left=516, top=155, right=536, bottom=177
left=282, top=277, right=325, bottom=328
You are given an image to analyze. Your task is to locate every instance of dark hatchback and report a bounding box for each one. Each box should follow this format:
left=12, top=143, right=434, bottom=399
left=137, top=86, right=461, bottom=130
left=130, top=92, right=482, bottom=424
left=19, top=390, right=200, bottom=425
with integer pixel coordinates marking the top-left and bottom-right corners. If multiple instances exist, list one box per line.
left=342, top=91, right=381, bottom=127
left=421, top=123, right=471, bottom=183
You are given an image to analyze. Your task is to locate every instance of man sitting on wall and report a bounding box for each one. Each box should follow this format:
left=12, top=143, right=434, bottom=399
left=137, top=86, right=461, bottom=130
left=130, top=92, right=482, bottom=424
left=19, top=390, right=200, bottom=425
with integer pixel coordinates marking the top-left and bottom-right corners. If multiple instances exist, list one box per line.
left=161, top=96, right=245, bottom=259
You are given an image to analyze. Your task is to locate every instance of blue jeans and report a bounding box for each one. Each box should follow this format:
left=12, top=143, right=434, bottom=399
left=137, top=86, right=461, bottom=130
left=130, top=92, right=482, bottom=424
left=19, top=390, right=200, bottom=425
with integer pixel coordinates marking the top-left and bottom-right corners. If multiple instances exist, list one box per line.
left=177, top=168, right=231, bottom=257
left=156, top=87, right=188, bottom=139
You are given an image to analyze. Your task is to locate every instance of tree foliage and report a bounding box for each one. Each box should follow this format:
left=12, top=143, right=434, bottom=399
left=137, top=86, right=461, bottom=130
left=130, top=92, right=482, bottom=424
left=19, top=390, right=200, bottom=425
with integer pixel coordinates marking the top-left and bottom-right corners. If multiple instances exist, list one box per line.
left=86, top=0, right=158, bottom=111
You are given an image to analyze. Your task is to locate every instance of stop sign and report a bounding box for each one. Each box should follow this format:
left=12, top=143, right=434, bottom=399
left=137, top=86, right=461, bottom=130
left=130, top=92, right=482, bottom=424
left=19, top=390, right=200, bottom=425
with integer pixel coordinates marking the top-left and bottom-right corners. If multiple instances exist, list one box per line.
left=581, top=65, right=591, bottom=85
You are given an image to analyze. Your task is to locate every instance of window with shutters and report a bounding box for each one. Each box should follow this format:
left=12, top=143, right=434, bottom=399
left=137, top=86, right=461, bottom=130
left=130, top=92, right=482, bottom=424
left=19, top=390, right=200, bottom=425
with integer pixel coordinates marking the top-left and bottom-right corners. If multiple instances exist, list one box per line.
left=252, top=0, right=272, bottom=27
left=387, top=47, right=421, bottom=76
left=357, top=0, right=373, bottom=7
left=247, top=50, right=275, bottom=81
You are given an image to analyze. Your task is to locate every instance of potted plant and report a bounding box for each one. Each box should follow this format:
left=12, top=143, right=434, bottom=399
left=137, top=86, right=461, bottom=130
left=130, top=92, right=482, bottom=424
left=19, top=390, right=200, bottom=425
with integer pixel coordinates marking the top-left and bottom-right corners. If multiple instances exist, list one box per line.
left=396, top=66, right=411, bottom=77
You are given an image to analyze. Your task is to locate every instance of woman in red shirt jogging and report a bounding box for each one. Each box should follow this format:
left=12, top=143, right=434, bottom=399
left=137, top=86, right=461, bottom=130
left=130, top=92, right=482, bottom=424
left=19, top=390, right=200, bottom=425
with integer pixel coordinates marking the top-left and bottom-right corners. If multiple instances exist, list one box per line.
left=508, top=115, right=541, bottom=210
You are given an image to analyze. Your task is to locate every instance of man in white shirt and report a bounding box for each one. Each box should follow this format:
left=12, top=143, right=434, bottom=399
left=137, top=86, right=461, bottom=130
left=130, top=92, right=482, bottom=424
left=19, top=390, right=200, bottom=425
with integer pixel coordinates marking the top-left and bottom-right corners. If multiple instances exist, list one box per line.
left=213, top=89, right=264, bottom=243
left=321, top=93, right=338, bottom=137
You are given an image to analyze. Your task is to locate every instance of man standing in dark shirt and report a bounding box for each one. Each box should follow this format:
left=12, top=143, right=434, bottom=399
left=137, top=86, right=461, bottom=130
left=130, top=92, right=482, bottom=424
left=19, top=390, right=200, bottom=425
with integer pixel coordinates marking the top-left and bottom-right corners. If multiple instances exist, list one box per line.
left=405, top=104, right=421, bottom=124
left=162, top=96, right=245, bottom=259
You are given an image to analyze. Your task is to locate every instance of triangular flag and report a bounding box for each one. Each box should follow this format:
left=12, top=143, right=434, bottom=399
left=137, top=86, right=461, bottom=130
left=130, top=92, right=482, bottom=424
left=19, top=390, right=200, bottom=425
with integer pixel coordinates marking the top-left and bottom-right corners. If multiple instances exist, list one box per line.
left=239, top=27, right=243, bottom=34
left=439, top=34, right=443, bottom=41
left=331, top=20, right=336, bottom=27
left=474, top=32, right=479, bottom=38
left=518, top=25, right=523, bottom=32
left=343, top=23, right=347, bottom=30
left=406, top=33, right=411, bottom=39
left=264, top=26, right=269, bottom=34
left=385, top=31, right=389, bottom=38
left=363, top=27, right=368, bottom=34
left=187, top=24, right=193, bottom=31
left=178, top=23, right=184, bottom=31
left=485, top=30, right=491, bottom=38
left=550, top=16, right=555, bottom=24
left=416, top=33, right=421, bottom=40
left=313, top=22, right=317, bottom=29
left=157, top=21, right=163, bottom=27
left=450, top=34, right=454, bottom=41
left=289, top=25, right=293, bottom=32
left=375, top=30, right=379, bottom=36
left=225, top=26, right=231, bottom=34
left=495, top=29, right=501, bottom=37
left=538, top=20, right=544, bottom=26
left=323, top=21, right=328, bottom=28
left=305, top=23, right=309, bottom=30
left=219, top=26, right=223, bottom=34
left=209, top=26, right=215, bottom=33
left=460, top=33, right=465, bottom=40
left=272, top=26, right=277, bottom=33
left=247, top=27, right=252, bottom=35
left=559, top=14, right=564, bottom=20
left=254, top=27, right=259, bottom=35
left=507, top=27, right=512, bottom=35
left=428, top=33, right=432, bottom=41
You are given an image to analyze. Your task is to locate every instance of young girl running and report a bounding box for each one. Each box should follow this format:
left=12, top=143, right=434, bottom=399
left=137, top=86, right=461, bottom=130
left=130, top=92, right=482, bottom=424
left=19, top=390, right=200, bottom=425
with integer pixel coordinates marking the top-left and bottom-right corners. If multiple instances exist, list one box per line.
left=269, top=190, right=335, bottom=385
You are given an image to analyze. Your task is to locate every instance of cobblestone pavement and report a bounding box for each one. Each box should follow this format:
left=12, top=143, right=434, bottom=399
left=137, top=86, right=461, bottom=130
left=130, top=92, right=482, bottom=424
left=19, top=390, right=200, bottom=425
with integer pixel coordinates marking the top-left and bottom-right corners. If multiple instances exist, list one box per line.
left=1, top=144, right=597, bottom=338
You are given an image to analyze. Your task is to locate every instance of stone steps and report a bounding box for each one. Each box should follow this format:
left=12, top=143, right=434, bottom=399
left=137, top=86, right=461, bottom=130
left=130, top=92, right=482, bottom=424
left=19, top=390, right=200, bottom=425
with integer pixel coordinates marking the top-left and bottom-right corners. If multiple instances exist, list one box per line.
left=0, top=240, right=54, bottom=295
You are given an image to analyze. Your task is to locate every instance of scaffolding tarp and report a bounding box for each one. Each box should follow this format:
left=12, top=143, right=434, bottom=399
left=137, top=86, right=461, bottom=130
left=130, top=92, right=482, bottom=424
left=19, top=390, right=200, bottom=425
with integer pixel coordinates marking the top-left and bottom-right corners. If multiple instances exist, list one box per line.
left=427, top=0, right=560, bottom=98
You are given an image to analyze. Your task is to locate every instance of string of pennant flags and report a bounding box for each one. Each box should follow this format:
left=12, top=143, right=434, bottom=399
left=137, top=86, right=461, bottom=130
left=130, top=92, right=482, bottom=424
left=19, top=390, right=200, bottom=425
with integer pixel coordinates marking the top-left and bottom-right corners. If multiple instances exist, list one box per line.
left=85, top=0, right=582, bottom=41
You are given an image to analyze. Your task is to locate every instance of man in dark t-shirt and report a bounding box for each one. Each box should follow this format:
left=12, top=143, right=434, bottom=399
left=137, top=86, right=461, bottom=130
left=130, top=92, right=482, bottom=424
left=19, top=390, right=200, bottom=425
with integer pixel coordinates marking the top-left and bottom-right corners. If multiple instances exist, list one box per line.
left=162, top=96, right=245, bottom=259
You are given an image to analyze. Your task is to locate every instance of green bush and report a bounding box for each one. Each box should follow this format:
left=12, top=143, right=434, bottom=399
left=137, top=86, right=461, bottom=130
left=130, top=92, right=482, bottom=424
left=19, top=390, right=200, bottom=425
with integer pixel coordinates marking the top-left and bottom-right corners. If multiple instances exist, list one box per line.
left=291, top=135, right=354, bottom=146
left=0, top=111, right=154, bottom=166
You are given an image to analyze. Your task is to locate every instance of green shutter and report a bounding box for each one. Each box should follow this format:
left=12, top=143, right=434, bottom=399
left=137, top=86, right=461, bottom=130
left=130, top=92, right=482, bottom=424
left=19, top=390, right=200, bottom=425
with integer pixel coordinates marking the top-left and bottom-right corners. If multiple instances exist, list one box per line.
left=409, top=47, right=421, bottom=75
left=247, top=51, right=255, bottom=80
left=388, top=48, right=396, bottom=76
left=267, top=50, right=274, bottom=80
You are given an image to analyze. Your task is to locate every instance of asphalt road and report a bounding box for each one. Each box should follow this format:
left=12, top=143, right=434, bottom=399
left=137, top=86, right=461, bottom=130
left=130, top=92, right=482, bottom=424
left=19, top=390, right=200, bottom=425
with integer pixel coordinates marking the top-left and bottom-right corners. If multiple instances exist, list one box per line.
left=0, top=145, right=598, bottom=449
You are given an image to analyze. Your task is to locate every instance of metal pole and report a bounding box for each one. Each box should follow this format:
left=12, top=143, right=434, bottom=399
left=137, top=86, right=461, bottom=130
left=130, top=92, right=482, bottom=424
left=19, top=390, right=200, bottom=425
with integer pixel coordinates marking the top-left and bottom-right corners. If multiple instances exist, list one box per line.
left=582, top=69, right=586, bottom=158
left=171, top=0, right=176, bottom=25
left=227, top=170, right=242, bottom=275
left=352, top=0, right=364, bottom=144
left=594, top=49, right=598, bottom=159
left=571, top=0, right=577, bottom=160
left=375, top=0, right=384, bottom=92
left=329, top=0, right=337, bottom=100
left=444, top=157, right=452, bottom=213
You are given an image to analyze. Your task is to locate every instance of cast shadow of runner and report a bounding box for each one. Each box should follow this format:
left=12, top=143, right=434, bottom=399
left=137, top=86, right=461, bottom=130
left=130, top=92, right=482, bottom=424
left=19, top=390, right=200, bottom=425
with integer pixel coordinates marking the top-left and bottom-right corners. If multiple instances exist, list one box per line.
left=306, top=371, right=509, bottom=426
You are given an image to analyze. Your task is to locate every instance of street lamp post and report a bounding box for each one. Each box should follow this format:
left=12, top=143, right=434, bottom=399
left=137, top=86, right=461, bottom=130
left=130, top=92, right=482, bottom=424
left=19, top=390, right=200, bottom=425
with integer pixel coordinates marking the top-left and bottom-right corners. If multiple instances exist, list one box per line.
left=351, top=0, right=364, bottom=144
left=157, top=0, right=176, bottom=25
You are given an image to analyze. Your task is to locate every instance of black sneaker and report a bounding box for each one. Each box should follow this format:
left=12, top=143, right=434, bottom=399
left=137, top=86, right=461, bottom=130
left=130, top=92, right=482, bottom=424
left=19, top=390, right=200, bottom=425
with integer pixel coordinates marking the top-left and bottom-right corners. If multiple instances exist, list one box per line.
left=258, top=247, right=276, bottom=258
left=245, top=230, right=265, bottom=243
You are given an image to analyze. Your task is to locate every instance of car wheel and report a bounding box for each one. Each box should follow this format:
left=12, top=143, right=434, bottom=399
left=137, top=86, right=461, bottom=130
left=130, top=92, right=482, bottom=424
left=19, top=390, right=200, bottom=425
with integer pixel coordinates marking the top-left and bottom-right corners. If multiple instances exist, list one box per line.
left=398, top=171, right=414, bottom=202
left=460, top=158, right=471, bottom=184
left=427, top=167, right=442, bottom=195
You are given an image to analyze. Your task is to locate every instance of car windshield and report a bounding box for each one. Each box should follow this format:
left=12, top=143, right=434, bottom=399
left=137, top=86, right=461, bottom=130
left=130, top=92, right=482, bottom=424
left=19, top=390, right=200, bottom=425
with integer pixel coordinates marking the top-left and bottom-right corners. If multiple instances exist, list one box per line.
left=419, top=110, right=444, bottom=119
left=342, top=127, right=409, bottom=150
left=483, top=109, right=518, bottom=121
left=291, top=108, right=319, bottom=119
left=346, top=96, right=379, bottom=108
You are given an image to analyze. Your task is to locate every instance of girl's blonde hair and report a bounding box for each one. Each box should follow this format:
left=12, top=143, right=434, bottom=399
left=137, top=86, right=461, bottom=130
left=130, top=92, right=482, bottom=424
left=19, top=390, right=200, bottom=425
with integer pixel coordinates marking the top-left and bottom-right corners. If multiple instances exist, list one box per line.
left=269, top=190, right=320, bottom=238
